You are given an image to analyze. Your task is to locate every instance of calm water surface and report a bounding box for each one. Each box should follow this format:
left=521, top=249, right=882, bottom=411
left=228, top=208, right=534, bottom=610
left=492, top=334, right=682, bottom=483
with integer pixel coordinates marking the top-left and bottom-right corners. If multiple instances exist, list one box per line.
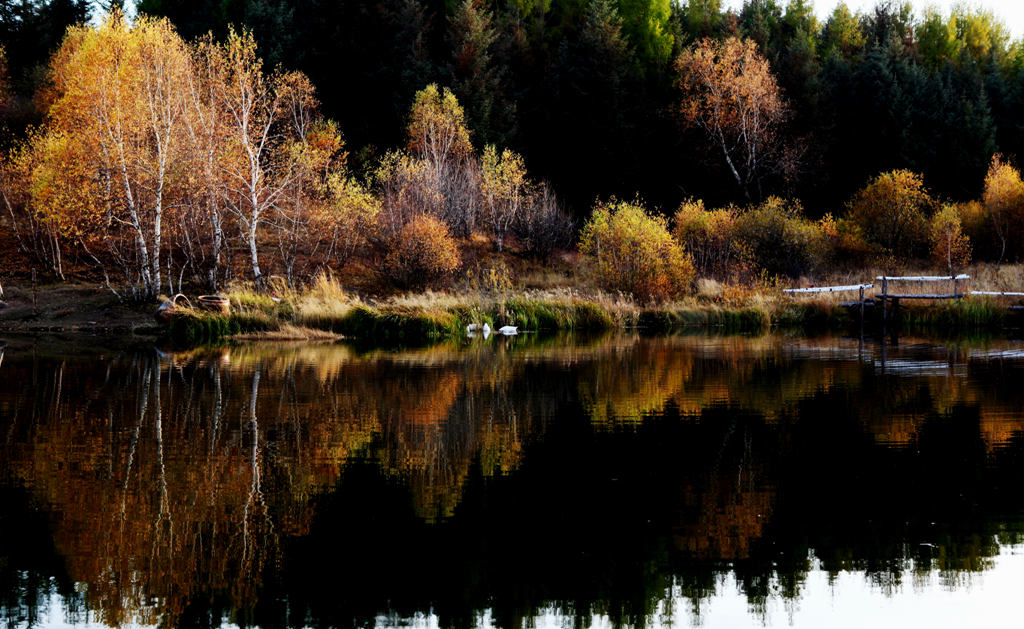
left=1, top=332, right=1023, bottom=629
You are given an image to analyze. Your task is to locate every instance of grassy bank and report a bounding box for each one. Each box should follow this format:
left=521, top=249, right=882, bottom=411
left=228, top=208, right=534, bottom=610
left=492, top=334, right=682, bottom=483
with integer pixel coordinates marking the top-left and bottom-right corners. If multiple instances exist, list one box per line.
left=169, top=288, right=1024, bottom=345
left=6, top=268, right=1022, bottom=345
left=164, top=275, right=863, bottom=343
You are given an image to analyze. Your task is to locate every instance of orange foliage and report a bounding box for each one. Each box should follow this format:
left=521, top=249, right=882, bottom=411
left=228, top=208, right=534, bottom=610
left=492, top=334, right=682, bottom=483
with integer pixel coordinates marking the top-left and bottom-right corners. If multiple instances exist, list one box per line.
left=676, top=37, right=793, bottom=201
left=40, top=12, right=192, bottom=297
left=384, top=213, right=461, bottom=288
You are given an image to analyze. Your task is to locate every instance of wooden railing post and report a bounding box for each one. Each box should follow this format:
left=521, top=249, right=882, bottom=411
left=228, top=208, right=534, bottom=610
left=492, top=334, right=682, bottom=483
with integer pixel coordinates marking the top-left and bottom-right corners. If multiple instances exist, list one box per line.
left=882, top=276, right=888, bottom=324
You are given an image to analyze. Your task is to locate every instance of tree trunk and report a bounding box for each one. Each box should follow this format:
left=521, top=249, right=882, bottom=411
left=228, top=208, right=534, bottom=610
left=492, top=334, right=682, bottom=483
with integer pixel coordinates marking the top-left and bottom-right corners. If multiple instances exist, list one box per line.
left=248, top=224, right=263, bottom=286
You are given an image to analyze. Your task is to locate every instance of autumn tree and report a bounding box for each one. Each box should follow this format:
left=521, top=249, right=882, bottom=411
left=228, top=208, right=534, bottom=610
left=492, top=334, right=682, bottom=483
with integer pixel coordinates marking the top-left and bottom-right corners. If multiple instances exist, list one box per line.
left=320, top=172, right=380, bottom=266
left=272, top=73, right=344, bottom=286
left=981, top=155, right=1024, bottom=262
left=178, top=36, right=230, bottom=290
left=579, top=199, right=695, bottom=301
left=0, top=129, right=95, bottom=279
left=677, top=37, right=794, bottom=202
left=40, top=12, right=191, bottom=298
left=848, top=169, right=933, bottom=259
left=929, top=204, right=971, bottom=273
left=217, top=28, right=298, bottom=287
left=406, top=84, right=474, bottom=169
left=374, top=150, right=444, bottom=239
left=480, top=144, right=531, bottom=252
left=405, top=84, right=478, bottom=238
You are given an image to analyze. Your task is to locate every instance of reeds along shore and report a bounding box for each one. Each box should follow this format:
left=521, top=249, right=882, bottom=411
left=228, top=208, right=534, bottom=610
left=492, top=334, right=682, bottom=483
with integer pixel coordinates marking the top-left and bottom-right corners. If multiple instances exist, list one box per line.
left=163, top=273, right=1024, bottom=345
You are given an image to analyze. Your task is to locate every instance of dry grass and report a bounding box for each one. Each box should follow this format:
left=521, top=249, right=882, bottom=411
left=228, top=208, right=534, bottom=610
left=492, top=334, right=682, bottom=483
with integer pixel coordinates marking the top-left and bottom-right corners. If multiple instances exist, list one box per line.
left=784, top=263, right=1024, bottom=298
left=293, top=273, right=363, bottom=328
left=165, top=262, right=1024, bottom=344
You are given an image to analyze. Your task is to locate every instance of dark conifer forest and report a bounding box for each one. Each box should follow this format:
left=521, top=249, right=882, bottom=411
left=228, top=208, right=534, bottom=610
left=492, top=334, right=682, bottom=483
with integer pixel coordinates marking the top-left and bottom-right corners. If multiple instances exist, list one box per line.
left=128, top=0, right=1022, bottom=213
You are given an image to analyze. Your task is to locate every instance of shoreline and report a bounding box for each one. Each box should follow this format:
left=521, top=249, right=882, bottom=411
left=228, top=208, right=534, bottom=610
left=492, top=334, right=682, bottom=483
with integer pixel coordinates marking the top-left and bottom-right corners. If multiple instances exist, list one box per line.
left=2, top=282, right=1022, bottom=345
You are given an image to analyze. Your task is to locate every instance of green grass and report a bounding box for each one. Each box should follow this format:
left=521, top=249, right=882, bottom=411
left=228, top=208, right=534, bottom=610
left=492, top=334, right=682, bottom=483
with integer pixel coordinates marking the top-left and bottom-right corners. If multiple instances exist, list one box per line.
left=166, top=307, right=275, bottom=345
left=899, top=299, right=1008, bottom=335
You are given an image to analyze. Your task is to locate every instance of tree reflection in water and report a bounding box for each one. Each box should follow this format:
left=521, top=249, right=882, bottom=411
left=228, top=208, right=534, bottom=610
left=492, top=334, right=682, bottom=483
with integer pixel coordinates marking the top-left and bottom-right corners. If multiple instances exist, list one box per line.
left=0, top=333, right=1023, bottom=628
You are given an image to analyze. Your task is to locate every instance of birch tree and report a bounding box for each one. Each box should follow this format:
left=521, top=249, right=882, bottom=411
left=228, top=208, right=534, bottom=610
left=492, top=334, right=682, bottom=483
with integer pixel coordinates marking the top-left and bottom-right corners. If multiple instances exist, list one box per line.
left=42, top=13, right=190, bottom=299
left=982, top=155, right=1024, bottom=262
left=217, top=29, right=292, bottom=287
left=480, top=144, right=531, bottom=252
left=180, top=36, right=230, bottom=289
left=406, top=84, right=478, bottom=237
left=274, top=72, right=343, bottom=285
left=676, top=37, right=793, bottom=202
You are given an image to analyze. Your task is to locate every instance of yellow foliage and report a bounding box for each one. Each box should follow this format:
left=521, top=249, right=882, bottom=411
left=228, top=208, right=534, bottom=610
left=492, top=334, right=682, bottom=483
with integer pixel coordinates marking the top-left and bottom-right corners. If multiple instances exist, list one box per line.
left=580, top=199, right=695, bottom=302
left=405, top=84, right=473, bottom=163
left=673, top=198, right=737, bottom=277
left=374, top=151, right=445, bottom=236
left=955, top=200, right=991, bottom=256
left=930, top=204, right=972, bottom=272
left=848, top=169, right=933, bottom=258
left=319, top=173, right=381, bottom=264
left=26, top=130, right=103, bottom=239
left=982, top=155, right=1024, bottom=261
left=480, top=144, right=532, bottom=252
left=813, top=213, right=871, bottom=268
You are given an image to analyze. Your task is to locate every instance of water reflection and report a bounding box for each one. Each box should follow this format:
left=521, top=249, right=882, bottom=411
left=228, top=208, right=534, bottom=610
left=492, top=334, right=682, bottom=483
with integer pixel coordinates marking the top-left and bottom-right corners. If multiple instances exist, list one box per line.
left=0, top=333, right=1023, bottom=628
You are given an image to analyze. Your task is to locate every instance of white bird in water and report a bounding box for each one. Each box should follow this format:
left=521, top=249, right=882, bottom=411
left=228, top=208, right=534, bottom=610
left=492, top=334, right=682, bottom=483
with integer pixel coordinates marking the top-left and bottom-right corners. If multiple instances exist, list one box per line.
left=497, top=325, right=518, bottom=335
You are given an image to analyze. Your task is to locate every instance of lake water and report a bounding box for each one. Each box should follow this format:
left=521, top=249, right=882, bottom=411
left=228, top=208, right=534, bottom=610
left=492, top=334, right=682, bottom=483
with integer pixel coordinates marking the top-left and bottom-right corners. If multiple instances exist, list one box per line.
left=1, top=332, right=1023, bottom=629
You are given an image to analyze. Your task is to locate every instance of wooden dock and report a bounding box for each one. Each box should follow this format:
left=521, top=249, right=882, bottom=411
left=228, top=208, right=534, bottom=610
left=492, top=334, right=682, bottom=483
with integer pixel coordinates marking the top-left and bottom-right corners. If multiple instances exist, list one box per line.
left=876, top=275, right=969, bottom=323
left=783, top=283, right=874, bottom=320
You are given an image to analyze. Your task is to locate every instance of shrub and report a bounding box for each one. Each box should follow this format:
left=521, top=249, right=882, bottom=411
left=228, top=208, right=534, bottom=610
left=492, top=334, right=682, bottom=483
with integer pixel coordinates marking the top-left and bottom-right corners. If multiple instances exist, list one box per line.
left=373, top=151, right=444, bottom=239
left=955, top=200, right=992, bottom=258
left=930, top=204, right=972, bottom=272
left=672, top=199, right=737, bottom=277
left=320, top=173, right=381, bottom=265
left=579, top=199, right=695, bottom=302
left=384, top=213, right=461, bottom=288
left=512, top=182, right=574, bottom=259
left=733, top=197, right=816, bottom=277
left=848, top=169, right=933, bottom=258
left=814, top=213, right=872, bottom=269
